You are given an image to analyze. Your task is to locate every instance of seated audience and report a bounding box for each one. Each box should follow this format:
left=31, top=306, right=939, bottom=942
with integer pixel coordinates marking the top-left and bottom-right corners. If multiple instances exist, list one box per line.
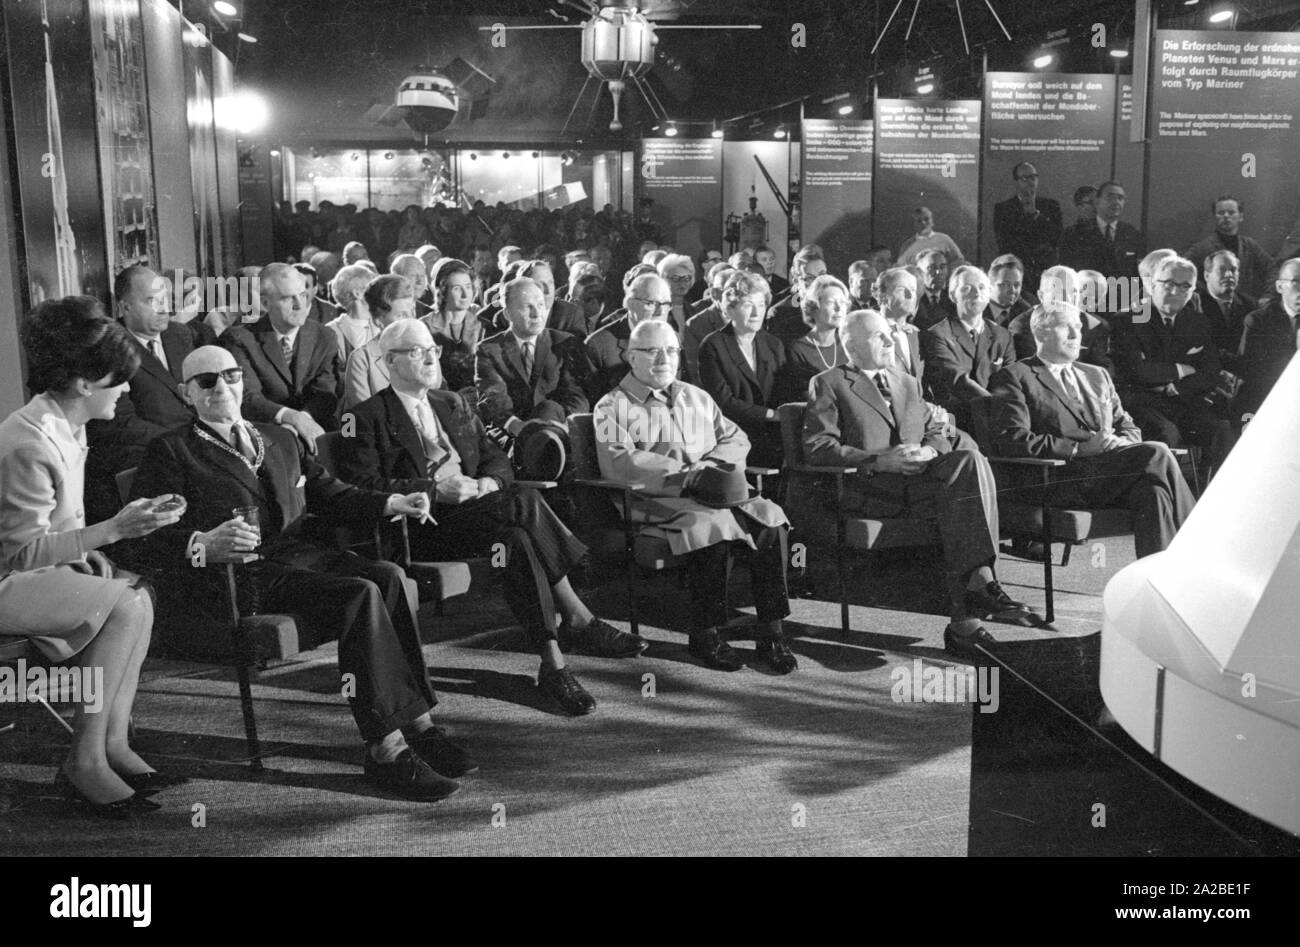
left=521, top=259, right=587, bottom=339
left=342, top=274, right=416, bottom=412
left=325, top=263, right=380, bottom=366
left=912, top=249, right=956, bottom=330
left=783, top=273, right=852, bottom=402
left=1199, top=249, right=1255, bottom=371
left=1111, top=254, right=1234, bottom=472
left=1059, top=181, right=1145, bottom=281
left=476, top=277, right=589, bottom=436
left=128, top=345, right=465, bottom=802
left=698, top=271, right=787, bottom=468
left=337, top=321, right=644, bottom=716
left=802, top=310, right=1040, bottom=658
left=1010, top=265, right=1113, bottom=375
left=1238, top=257, right=1300, bottom=418
left=1, top=296, right=184, bottom=817
left=765, top=245, right=827, bottom=344
left=989, top=302, right=1194, bottom=558
left=656, top=253, right=697, bottom=334
left=420, top=258, right=483, bottom=398
left=585, top=272, right=671, bottom=402
left=922, top=264, right=1018, bottom=432
left=984, top=254, right=1031, bottom=328
left=874, top=267, right=925, bottom=380
left=594, top=320, right=797, bottom=674
left=221, top=262, right=342, bottom=452
left=682, top=262, right=735, bottom=384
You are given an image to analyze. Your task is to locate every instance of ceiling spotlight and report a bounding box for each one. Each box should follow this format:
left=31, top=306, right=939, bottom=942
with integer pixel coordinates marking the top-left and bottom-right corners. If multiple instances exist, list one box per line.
left=837, top=104, right=854, bottom=116
left=773, top=126, right=786, bottom=139
left=1110, top=48, right=1130, bottom=58
left=1033, top=53, right=1054, bottom=68
left=212, top=1, right=238, bottom=17
left=237, top=32, right=257, bottom=43
left=1209, top=8, right=1234, bottom=22
left=269, top=149, right=280, bottom=157
left=916, top=83, right=934, bottom=94
left=1184, top=0, right=1199, bottom=4
left=665, top=124, right=678, bottom=137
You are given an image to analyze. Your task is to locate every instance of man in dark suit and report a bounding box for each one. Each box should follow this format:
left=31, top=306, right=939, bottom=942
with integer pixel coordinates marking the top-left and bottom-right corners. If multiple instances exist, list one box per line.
left=1185, top=196, right=1274, bottom=299
left=1199, top=249, right=1256, bottom=371
left=475, top=277, right=589, bottom=435
left=989, top=304, right=1194, bottom=558
left=922, top=265, right=1018, bottom=433
left=220, top=262, right=341, bottom=453
left=803, top=310, right=1038, bottom=658
left=992, top=162, right=1062, bottom=291
left=1008, top=266, right=1113, bottom=375
left=338, top=321, right=644, bottom=716
left=1060, top=181, right=1145, bottom=281
left=875, top=267, right=924, bottom=381
left=519, top=260, right=588, bottom=340
left=586, top=273, right=672, bottom=401
left=754, top=245, right=789, bottom=298
left=983, top=255, right=1033, bottom=329
left=681, top=266, right=733, bottom=386
left=128, top=346, right=468, bottom=801
left=85, top=266, right=200, bottom=519
left=847, top=260, right=879, bottom=311
left=912, top=250, right=956, bottom=331
left=765, top=246, right=826, bottom=343
left=1112, top=255, right=1234, bottom=470
left=1238, top=257, right=1300, bottom=417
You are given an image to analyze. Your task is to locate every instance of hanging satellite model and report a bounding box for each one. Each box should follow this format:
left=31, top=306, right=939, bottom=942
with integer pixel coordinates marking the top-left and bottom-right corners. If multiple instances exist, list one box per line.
left=485, top=1, right=760, bottom=133
left=366, top=58, right=497, bottom=142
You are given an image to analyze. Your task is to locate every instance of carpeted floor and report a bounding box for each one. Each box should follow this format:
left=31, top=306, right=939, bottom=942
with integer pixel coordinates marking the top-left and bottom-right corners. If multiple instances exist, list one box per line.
left=1, top=534, right=1294, bottom=856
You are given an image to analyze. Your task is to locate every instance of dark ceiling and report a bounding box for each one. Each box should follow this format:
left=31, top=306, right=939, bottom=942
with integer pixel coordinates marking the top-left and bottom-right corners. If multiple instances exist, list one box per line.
left=217, top=0, right=1300, bottom=147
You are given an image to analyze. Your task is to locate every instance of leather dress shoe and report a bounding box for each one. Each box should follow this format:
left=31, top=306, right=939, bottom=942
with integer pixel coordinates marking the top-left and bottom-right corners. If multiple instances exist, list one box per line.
left=688, top=628, right=744, bottom=672
left=55, top=769, right=160, bottom=819
left=966, top=581, right=1040, bottom=627
left=943, top=623, right=999, bottom=660
left=538, top=665, right=597, bottom=716
left=755, top=635, right=798, bottom=675
left=407, top=727, right=479, bottom=778
left=363, top=749, right=459, bottom=802
left=558, top=617, right=648, bottom=658
left=118, top=770, right=190, bottom=796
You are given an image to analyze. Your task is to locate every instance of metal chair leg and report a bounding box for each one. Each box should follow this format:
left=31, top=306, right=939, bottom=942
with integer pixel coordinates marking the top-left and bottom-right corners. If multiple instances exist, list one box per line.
left=226, top=564, right=264, bottom=774
left=1039, top=469, right=1055, bottom=625
left=34, top=696, right=74, bottom=734
left=837, top=517, right=849, bottom=637
left=620, top=493, right=639, bottom=637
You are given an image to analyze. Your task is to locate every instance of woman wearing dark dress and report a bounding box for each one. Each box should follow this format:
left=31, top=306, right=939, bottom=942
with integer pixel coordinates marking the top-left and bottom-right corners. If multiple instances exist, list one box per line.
left=781, top=274, right=852, bottom=404
left=419, top=257, right=483, bottom=400
left=697, top=271, right=787, bottom=469
left=0, top=297, right=187, bottom=818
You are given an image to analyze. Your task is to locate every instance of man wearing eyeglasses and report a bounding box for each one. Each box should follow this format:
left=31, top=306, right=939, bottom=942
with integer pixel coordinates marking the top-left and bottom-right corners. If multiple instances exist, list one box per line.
left=585, top=272, right=674, bottom=400
left=1112, top=255, right=1234, bottom=473
left=128, top=346, right=467, bottom=802
left=220, top=262, right=343, bottom=454
left=1060, top=181, right=1146, bottom=281
left=339, top=321, right=644, bottom=717
left=993, top=162, right=1063, bottom=291
left=594, top=320, right=798, bottom=675
left=656, top=253, right=696, bottom=335
left=1238, top=257, right=1300, bottom=418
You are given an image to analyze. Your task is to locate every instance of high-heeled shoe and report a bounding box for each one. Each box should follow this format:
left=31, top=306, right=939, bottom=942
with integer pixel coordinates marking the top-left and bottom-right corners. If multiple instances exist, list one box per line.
left=54, top=770, right=161, bottom=819
left=117, top=770, right=190, bottom=796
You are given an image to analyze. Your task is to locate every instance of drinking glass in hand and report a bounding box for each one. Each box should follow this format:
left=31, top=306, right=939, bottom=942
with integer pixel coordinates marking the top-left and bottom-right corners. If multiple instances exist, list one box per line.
left=231, top=505, right=262, bottom=615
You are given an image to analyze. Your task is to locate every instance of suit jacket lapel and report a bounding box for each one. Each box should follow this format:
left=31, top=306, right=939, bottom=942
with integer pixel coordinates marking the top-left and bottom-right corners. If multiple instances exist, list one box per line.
left=532, top=331, right=552, bottom=388
left=291, top=323, right=314, bottom=387
left=950, top=317, right=976, bottom=361
left=258, top=324, right=293, bottom=386
left=723, top=327, right=762, bottom=389
left=161, top=329, right=189, bottom=386
left=849, top=369, right=894, bottom=427
left=381, top=388, right=428, bottom=477
left=136, top=340, right=185, bottom=401
left=429, top=393, right=474, bottom=474
left=503, top=334, right=528, bottom=385
left=1030, top=361, right=1089, bottom=429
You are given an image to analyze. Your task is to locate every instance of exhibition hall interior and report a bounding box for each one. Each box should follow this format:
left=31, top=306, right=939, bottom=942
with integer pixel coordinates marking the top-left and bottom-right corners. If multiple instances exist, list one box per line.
left=0, top=0, right=1297, bottom=859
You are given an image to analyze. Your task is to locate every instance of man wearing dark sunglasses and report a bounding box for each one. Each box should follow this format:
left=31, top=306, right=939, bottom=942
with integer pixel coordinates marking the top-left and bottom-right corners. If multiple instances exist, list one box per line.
left=127, top=346, right=466, bottom=802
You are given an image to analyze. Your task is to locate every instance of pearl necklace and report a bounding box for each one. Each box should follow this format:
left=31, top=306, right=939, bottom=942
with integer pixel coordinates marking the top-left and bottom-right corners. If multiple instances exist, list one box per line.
left=195, top=422, right=265, bottom=473
left=806, top=330, right=842, bottom=370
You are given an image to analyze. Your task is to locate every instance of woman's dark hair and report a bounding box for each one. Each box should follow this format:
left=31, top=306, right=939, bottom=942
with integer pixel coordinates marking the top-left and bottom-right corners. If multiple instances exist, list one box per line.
left=23, top=295, right=140, bottom=394
left=430, top=258, right=475, bottom=313
left=364, top=273, right=413, bottom=316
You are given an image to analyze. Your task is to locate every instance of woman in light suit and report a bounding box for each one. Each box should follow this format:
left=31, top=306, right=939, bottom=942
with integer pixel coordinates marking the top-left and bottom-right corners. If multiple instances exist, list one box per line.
left=341, top=273, right=416, bottom=412
left=0, top=296, right=184, bottom=818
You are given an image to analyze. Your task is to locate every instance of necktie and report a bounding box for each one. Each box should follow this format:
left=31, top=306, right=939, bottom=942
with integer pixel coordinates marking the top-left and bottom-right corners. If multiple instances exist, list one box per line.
left=521, top=340, right=534, bottom=377
left=875, top=371, right=891, bottom=403
left=415, top=400, right=454, bottom=480
left=280, top=334, right=294, bottom=369
left=1106, top=223, right=1116, bottom=245
left=231, top=423, right=256, bottom=463
left=1061, top=366, right=1099, bottom=429
left=150, top=339, right=164, bottom=364
left=891, top=325, right=911, bottom=374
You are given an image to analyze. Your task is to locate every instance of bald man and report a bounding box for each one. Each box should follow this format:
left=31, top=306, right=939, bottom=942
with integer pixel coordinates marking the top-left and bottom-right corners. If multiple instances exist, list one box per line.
left=803, top=310, right=1038, bottom=658
left=128, top=346, right=467, bottom=800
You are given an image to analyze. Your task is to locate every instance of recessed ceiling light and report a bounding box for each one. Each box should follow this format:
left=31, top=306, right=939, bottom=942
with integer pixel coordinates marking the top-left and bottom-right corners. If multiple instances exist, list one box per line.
left=1034, top=54, right=1054, bottom=68
left=1110, top=49, right=1129, bottom=58
left=1209, top=9, right=1233, bottom=22
left=838, top=104, right=854, bottom=115
left=773, top=126, right=786, bottom=138
left=213, top=1, right=237, bottom=17
left=237, top=32, right=257, bottom=43
left=916, top=83, right=934, bottom=94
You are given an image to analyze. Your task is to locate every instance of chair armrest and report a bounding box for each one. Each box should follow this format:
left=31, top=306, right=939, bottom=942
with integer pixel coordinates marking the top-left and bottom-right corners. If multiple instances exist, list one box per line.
left=792, top=464, right=859, bottom=475
left=574, top=477, right=646, bottom=492
left=745, top=466, right=779, bottom=477
left=514, top=479, right=559, bottom=490
left=988, top=457, right=1067, bottom=467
